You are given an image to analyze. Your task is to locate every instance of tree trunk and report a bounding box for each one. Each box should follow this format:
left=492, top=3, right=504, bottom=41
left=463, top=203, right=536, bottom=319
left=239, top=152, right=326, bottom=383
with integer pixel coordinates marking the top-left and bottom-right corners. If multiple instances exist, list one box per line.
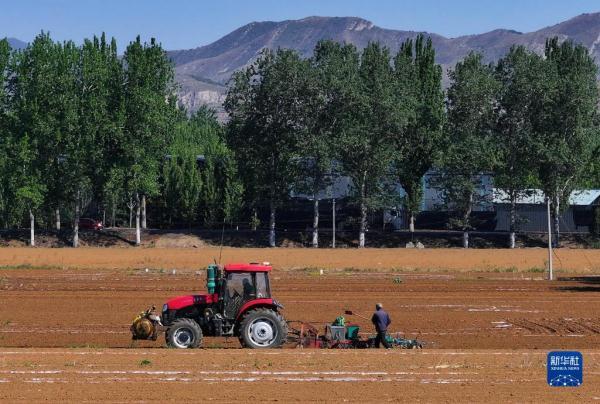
left=358, top=171, right=368, bottom=248
left=509, top=194, right=516, bottom=249
left=111, top=196, right=116, bottom=227
left=135, top=193, right=141, bottom=246
left=73, top=192, right=80, bottom=248
left=359, top=200, right=367, bottom=248
left=141, top=194, right=147, bottom=229
left=409, top=212, right=415, bottom=233
left=29, top=209, right=35, bottom=247
left=128, top=198, right=133, bottom=228
left=268, top=200, right=276, bottom=247
left=462, top=191, right=473, bottom=249
left=312, top=198, right=319, bottom=248
left=553, top=194, right=560, bottom=248
left=55, top=208, right=61, bottom=231
left=251, top=208, right=257, bottom=231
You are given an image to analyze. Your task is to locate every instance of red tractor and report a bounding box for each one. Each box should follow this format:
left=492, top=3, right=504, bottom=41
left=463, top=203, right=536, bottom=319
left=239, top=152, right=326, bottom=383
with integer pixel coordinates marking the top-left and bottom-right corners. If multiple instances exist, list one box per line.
left=131, top=263, right=287, bottom=349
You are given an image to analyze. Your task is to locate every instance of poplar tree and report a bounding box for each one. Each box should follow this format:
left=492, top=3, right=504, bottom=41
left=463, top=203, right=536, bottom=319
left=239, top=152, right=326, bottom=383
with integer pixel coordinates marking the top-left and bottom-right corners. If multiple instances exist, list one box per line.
left=337, top=43, right=397, bottom=247
left=9, top=33, right=68, bottom=244
left=534, top=38, right=599, bottom=246
left=225, top=49, right=305, bottom=247
left=0, top=38, right=11, bottom=227
left=121, top=36, right=176, bottom=245
left=293, top=40, right=340, bottom=248
left=77, top=34, right=124, bottom=236
left=494, top=46, right=544, bottom=248
left=392, top=35, right=445, bottom=233
left=440, top=53, right=498, bottom=248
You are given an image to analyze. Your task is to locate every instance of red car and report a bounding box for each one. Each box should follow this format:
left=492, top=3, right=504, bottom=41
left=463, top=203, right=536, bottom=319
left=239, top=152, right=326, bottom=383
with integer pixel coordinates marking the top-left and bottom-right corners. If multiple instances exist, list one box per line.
left=78, top=218, right=103, bottom=231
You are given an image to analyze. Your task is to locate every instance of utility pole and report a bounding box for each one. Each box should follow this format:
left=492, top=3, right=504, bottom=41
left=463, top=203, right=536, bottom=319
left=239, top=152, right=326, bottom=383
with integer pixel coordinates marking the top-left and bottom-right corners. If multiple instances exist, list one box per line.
left=547, top=197, right=553, bottom=281
left=332, top=198, right=336, bottom=249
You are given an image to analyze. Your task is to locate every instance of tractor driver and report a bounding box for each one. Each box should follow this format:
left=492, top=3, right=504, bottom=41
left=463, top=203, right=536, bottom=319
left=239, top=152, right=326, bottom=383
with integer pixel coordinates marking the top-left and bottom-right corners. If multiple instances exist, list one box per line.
left=371, top=303, right=391, bottom=349
left=242, top=278, right=255, bottom=299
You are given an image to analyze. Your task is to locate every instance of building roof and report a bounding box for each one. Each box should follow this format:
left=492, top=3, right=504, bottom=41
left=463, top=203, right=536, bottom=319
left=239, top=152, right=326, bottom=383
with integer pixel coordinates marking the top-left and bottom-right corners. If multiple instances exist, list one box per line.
left=493, top=189, right=600, bottom=206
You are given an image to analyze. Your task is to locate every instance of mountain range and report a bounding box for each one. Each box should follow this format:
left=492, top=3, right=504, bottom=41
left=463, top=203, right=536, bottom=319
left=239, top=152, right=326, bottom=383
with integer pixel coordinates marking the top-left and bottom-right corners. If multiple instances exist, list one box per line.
left=7, top=38, right=27, bottom=50
left=168, top=12, right=600, bottom=114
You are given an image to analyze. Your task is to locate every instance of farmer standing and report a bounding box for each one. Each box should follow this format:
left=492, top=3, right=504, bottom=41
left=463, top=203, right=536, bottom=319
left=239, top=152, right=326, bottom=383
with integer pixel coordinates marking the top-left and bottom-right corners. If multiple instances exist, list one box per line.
left=371, top=303, right=391, bottom=349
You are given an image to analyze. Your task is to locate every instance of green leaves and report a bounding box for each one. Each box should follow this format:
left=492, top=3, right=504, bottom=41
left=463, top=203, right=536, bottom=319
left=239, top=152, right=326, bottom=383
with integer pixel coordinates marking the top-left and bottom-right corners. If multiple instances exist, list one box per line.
left=438, top=52, right=499, bottom=231
left=121, top=36, right=176, bottom=199
left=225, top=48, right=306, bottom=208
left=391, top=35, right=445, bottom=218
left=162, top=108, right=242, bottom=226
left=336, top=42, right=396, bottom=207
left=535, top=39, right=599, bottom=201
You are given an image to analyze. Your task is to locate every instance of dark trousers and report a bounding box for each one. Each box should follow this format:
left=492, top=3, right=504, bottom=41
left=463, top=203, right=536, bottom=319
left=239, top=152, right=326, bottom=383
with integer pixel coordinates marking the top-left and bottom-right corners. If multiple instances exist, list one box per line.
left=374, top=330, right=391, bottom=349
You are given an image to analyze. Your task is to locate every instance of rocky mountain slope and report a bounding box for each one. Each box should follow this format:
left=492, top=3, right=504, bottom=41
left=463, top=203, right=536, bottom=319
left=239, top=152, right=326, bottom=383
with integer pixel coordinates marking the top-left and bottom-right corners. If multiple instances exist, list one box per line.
left=6, top=38, right=27, bottom=50
left=169, top=12, right=600, bottom=114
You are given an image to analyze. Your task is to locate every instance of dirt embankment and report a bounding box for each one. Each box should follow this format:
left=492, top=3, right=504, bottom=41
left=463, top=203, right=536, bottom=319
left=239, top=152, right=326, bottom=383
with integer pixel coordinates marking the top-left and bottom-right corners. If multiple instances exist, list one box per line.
left=1, top=247, right=599, bottom=272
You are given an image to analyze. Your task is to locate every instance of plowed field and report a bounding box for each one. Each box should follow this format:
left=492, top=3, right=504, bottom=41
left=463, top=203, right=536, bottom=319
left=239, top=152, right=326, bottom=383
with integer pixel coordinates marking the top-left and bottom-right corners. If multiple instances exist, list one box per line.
left=1, top=349, right=598, bottom=402
left=1, top=247, right=599, bottom=401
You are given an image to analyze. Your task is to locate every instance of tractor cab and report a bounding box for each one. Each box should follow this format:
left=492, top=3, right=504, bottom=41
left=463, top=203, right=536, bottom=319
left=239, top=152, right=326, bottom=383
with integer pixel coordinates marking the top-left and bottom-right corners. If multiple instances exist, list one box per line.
left=220, top=263, right=272, bottom=318
left=156, top=262, right=287, bottom=349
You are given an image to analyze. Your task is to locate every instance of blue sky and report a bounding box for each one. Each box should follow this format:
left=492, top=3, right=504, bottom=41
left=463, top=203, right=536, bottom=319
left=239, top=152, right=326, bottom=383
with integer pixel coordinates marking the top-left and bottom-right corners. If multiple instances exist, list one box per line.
left=1, top=0, right=599, bottom=51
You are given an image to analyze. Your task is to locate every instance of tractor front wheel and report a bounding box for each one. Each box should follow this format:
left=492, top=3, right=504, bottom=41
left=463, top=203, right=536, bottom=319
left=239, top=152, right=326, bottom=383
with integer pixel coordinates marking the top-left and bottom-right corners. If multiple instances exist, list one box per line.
left=166, top=318, right=203, bottom=349
left=239, top=308, right=287, bottom=349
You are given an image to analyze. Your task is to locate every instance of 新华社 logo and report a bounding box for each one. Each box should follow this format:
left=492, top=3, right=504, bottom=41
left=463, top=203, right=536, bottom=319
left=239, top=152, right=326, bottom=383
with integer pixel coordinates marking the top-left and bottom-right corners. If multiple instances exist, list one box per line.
left=547, top=351, right=583, bottom=387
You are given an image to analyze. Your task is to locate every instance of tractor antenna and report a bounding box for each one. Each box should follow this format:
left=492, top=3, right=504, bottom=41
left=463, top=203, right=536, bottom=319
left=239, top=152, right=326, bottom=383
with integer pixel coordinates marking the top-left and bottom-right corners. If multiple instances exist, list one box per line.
left=217, top=217, right=226, bottom=265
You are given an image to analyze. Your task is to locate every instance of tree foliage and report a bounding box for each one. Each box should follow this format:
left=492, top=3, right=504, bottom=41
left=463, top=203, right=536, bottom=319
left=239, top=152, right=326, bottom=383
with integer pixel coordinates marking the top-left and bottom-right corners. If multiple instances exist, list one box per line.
left=392, top=35, right=445, bottom=232
left=225, top=48, right=308, bottom=246
left=0, top=31, right=598, bottom=249
left=493, top=46, right=545, bottom=247
left=0, top=32, right=242, bottom=245
left=438, top=53, right=499, bottom=247
left=534, top=39, right=599, bottom=244
left=163, top=107, right=242, bottom=227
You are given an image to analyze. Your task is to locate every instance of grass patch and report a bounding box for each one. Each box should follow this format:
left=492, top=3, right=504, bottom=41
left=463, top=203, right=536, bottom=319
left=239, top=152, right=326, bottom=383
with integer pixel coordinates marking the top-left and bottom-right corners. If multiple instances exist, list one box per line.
left=139, top=359, right=152, bottom=367
left=0, top=264, right=61, bottom=270
left=472, top=266, right=517, bottom=273
left=526, top=267, right=546, bottom=273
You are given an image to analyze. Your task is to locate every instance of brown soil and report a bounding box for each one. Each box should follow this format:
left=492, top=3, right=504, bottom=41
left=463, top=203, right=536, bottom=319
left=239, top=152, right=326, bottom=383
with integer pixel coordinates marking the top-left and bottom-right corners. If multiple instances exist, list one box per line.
left=0, top=349, right=598, bottom=402
left=150, top=233, right=206, bottom=248
left=1, top=247, right=599, bottom=401
left=0, top=246, right=599, bottom=272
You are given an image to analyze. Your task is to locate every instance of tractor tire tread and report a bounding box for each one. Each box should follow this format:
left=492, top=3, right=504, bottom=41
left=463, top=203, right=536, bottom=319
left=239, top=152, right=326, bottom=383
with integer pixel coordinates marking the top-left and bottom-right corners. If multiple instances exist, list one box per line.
left=165, top=318, right=203, bottom=349
left=238, top=308, right=287, bottom=349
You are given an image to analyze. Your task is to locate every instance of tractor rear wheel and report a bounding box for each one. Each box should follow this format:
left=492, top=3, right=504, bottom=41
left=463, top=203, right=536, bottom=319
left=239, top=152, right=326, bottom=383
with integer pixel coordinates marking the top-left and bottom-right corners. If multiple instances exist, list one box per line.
left=239, top=308, right=287, bottom=349
left=166, top=318, right=203, bottom=349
